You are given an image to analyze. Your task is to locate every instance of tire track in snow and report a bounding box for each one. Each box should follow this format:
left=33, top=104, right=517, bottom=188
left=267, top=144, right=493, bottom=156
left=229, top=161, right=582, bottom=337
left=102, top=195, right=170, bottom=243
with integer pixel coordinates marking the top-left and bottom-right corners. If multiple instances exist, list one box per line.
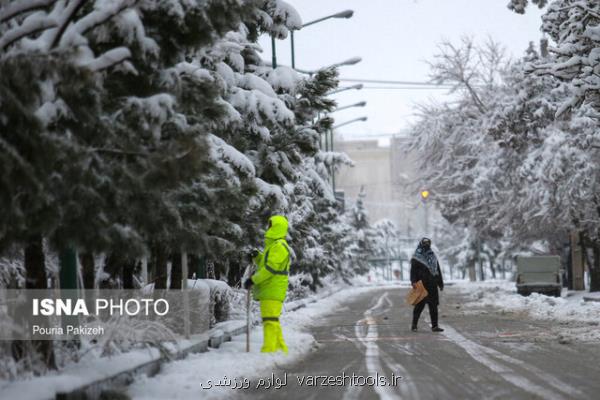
left=378, top=348, right=420, bottom=400
left=351, top=292, right=412, bottom=400
left=443, top=325, right=584, bottom=400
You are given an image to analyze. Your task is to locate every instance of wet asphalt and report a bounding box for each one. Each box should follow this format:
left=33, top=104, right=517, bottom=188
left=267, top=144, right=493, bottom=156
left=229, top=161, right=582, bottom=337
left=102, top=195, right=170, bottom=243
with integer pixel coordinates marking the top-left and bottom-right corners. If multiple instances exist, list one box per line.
left=238, top=286, right=600, bottom=400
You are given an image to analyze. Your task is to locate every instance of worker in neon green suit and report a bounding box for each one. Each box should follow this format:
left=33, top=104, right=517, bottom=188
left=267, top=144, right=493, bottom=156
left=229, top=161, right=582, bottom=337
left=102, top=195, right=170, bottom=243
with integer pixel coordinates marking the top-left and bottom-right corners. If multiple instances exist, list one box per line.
left=244, top=215, right=291, bottom=353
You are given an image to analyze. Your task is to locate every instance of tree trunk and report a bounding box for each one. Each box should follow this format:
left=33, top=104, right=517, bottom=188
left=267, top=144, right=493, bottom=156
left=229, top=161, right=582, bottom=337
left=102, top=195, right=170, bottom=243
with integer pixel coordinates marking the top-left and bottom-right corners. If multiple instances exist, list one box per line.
left=478, top=260, right=485, bottom=281
left=122, top=258, right=136, bottom=289
left=482, top=250, right=497, bottom=280
left=23, top=235, right=57, bottom=370
left=152, top=244, right=168, bottom=290
left=212, top=260, right=226, bottom=281
left=489, top=258, right=496, bottom=279
left=566, top=241, right=574, bottom=289
left=580, top=232, right=595, bottom=290
left=227, top=259, right=244, bottom=288
left=591, top=242, right=600, bottom=292
left=468, top=261, right=476, bottom=282
left=475, top=240, right=485, bottom=281
left=581, top=234, right=593, bottom=277
left=80, top=252, right=95, bottom=289
left=100, top=253, right=120, bottom=289
left=25, top=235, right=47, bottom=289
left=170, top=252, right=182, bottom=289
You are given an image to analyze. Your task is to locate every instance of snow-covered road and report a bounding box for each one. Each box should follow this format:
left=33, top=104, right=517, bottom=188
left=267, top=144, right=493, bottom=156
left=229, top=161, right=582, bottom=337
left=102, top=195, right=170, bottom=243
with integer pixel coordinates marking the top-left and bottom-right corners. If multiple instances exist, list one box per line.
left=129, top=285, right=600, bottom=400
left=127, top=284, right=386, bottom=400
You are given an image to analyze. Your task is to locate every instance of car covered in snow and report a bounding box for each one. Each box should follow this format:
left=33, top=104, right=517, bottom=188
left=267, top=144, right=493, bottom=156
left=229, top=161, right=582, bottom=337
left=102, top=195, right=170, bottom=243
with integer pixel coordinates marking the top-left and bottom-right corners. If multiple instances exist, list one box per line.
left=515, top=256, right=562, bottom=297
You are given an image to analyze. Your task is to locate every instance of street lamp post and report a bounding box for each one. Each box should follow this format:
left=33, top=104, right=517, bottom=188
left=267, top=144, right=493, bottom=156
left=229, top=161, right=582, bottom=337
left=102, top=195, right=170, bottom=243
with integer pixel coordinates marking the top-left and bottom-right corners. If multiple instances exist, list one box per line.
left=327, top=101, right=366, bottom=152
left=331, top=116, right=368, bottom=131
left=271, top=36, right=277, bottom=68
left=294, top=57, right=362, bottom=75
left=330, top=101, right=366, bottom=113
left=291, top=10, right=354, bottom=68
left=420, top=190, right=430, bottom=235
left=329, top=116, right=368, bottom=191
left=327, top=102, right=366, bottom=189
left=327, top=83, right=363, bottom=95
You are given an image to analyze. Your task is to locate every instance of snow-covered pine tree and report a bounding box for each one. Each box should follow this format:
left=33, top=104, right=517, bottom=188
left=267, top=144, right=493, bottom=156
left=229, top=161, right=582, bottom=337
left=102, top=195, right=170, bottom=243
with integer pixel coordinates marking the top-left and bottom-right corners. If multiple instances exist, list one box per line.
left=345, top=187, right=376, bottom=275
left=191, top=3, right=357, bottom=288
left=0, top=0, right=258, bottom=289
left=1, top=0, right=370, bottom=298
left=283, top=68, right=354, bottom=287
left=507, top=0, right=549, bottom=14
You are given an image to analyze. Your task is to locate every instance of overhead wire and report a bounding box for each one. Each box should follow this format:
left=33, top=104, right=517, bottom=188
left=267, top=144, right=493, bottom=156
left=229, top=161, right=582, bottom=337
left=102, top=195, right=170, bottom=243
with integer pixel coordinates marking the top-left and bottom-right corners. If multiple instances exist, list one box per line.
left=339, top=77, right=452, bottom=87
left=360, top=86, right=452, bottom=90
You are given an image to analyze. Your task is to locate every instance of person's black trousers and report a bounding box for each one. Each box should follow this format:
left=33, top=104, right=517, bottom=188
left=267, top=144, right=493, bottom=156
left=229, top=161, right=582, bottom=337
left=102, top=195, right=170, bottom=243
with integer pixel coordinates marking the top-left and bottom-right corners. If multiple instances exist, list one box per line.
left=412, top=299, right=438, bottom=328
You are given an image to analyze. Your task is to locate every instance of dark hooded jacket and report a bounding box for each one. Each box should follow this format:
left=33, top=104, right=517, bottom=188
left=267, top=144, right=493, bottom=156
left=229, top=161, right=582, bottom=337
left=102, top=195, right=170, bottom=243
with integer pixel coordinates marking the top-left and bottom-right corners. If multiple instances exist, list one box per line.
left=410, top=256, right=444, bottom=306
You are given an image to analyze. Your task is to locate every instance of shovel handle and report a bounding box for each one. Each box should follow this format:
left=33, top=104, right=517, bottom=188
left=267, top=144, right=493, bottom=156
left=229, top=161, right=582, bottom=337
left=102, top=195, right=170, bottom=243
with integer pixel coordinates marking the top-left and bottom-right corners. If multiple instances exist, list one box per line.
left=246, top=288, right=251, bottom=353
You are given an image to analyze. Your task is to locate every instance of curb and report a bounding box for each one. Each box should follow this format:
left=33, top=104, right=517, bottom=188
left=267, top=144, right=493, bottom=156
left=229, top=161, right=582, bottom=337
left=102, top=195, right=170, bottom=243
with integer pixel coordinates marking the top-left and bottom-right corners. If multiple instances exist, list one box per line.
left=54, top=322, right=246, bottom=400
left=49, top=284, right=373, bottom=400
left=583, top=296, right=600, bottom=303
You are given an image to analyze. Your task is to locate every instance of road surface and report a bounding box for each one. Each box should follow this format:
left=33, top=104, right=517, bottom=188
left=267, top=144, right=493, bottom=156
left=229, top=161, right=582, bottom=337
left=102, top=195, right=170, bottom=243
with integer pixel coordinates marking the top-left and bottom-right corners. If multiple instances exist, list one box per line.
left=239, top=286, right=600, bottom=400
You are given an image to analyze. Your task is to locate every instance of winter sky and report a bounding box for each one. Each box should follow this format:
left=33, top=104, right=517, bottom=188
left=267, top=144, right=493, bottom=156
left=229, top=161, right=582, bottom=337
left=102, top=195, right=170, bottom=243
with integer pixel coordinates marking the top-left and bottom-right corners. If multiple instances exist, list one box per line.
left=258, top=0, right=545, bottom=140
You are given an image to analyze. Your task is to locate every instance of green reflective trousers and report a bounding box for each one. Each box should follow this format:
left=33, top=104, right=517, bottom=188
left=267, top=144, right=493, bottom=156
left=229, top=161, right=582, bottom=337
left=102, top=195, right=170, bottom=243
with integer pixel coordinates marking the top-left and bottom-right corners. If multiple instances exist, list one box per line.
left=260, top=300, right=288, bottom=353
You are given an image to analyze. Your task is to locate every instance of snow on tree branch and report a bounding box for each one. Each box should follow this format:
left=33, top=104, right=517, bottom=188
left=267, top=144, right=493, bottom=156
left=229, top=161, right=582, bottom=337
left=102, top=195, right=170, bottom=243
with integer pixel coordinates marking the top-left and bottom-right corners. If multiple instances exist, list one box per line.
left=80, top=46, right=131, bottom=71
left=0, top=14, right=57, bottom=50
left=507, top=0, right=549, bottom=14
left=0, top=0, right=56, bottom=23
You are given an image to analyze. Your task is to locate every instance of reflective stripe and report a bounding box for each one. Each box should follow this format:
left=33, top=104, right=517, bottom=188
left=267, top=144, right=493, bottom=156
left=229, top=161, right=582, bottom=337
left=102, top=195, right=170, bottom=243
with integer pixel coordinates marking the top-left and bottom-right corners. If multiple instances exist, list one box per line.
left=262, top=317, right=279, bottom=322
left=265, top=264, right=288, bottom=275
left=264, top=240, right=290, bottom=276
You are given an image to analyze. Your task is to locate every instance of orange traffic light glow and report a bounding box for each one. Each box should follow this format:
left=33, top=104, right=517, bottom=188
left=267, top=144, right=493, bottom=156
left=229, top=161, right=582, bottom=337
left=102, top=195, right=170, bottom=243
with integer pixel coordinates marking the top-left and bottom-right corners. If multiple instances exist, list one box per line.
left=420, top=190, right=430, bottom=199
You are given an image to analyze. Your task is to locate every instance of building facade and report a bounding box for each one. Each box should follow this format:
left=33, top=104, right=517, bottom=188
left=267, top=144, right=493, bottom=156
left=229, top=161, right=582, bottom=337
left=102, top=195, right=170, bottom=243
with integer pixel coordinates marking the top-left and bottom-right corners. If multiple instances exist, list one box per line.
left=335, top=136, right=426, bottom=237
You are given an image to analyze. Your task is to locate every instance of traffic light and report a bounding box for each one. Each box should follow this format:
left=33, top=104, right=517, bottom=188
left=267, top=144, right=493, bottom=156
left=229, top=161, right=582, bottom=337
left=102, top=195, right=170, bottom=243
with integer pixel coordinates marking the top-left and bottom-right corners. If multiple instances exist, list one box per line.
left=420, top=190, right=430, bottom=201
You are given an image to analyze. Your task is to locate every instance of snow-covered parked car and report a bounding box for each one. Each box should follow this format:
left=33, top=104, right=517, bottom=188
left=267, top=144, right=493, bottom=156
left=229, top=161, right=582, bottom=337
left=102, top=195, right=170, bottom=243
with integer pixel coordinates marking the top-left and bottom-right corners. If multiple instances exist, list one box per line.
left=515, top=256, right=562, bottom=297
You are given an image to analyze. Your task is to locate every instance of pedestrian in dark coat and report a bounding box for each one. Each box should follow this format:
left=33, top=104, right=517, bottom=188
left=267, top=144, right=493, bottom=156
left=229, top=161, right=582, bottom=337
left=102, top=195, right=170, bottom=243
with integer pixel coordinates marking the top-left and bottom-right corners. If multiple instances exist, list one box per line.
left=410, top=237, right=444, bottom=332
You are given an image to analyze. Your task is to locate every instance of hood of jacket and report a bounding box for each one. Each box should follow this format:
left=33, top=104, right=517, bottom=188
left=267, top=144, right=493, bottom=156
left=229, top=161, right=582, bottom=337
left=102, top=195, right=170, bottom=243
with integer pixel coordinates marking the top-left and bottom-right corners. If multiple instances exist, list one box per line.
left=264, top=215, right=288, bottom=246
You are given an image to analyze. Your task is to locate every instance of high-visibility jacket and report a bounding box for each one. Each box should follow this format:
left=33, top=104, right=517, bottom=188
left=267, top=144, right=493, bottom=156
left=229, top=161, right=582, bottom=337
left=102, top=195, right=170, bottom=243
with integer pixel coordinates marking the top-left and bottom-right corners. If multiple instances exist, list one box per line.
left=251, top=215, right=291, bottom=302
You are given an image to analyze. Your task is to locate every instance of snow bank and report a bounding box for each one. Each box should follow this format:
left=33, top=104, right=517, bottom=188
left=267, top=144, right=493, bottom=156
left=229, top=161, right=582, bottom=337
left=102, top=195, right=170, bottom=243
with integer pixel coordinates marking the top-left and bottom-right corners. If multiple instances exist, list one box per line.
left=455, top=280, right=600, bottom=323
left=0, top=347, right=162, bottom=400
left=127, top=284, right=382, bottom=400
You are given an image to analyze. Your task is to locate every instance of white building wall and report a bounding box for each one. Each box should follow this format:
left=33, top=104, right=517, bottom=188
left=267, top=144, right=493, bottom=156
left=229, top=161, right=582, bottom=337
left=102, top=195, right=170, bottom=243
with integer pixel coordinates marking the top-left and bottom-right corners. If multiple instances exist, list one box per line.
left=335, top=136, right=426, bottom=237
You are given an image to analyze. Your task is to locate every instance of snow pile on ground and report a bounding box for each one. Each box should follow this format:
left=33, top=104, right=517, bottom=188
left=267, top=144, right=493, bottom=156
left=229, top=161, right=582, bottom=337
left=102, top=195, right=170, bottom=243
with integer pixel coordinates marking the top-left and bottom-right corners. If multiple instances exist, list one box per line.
left=127, top=284, right=382, bottom=400
left=454, top=280, right=600, bottom=323
left=0, top=348, right=162, bottom=400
